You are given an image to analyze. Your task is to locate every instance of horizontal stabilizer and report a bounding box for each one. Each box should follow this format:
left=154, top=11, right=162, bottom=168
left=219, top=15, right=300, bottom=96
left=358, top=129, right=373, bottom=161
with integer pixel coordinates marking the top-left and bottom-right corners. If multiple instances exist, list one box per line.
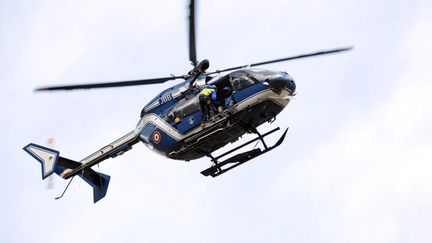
left=56, top=157, right=111, bottom=203
left=23, top=143, right=59, bottom=179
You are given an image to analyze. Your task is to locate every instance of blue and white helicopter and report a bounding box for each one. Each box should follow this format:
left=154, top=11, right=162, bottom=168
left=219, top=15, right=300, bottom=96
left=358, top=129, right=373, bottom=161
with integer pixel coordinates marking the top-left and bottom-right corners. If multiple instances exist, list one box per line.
left=23, top=0, right=351, bottom=203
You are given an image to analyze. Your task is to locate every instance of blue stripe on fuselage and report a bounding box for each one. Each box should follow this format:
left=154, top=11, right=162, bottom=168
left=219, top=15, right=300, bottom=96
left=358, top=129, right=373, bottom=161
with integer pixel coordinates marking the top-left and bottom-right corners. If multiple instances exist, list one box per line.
left=232, top=83, right=268, bottom=103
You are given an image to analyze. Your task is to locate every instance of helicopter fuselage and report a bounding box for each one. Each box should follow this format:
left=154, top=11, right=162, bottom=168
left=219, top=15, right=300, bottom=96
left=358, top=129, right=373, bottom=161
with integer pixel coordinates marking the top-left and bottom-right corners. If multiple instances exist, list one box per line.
left=23, top=0, right=351, bottom=202
left=136, top=68, right=296, bottom=161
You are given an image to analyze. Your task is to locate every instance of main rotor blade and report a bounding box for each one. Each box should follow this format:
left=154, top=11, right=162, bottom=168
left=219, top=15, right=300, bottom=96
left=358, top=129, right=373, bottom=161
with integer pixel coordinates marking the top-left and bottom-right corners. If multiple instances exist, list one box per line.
left=208, top=46, right=353, bottom=74
left=35, top=75, right=185, bottom=92
left=189, top=0, right=197, bottom=67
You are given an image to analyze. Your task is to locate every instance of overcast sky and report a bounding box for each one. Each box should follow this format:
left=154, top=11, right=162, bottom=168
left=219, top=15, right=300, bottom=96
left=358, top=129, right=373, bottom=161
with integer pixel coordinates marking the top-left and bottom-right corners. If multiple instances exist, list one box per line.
left=1, top=0, right=432, bottom=242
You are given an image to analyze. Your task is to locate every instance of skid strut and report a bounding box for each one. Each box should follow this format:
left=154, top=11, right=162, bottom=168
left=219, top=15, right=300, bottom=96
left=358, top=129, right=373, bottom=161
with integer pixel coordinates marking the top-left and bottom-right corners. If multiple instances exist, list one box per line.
left=201, top=127, right=288, bottom=177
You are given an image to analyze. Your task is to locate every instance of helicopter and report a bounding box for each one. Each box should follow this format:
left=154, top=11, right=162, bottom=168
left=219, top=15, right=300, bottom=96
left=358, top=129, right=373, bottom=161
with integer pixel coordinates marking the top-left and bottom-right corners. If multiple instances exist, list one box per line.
left=23, top=0, right=352, bottom=203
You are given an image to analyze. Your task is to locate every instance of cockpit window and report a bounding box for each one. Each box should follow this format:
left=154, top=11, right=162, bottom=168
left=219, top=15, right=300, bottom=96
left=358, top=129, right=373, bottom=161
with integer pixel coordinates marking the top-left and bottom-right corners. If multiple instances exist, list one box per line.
left=229, top=70, right=258, bottom=91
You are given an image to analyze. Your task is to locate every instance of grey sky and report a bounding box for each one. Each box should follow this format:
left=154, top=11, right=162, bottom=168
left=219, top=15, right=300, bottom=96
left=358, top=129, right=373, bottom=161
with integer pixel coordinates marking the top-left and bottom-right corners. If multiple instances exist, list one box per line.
left=1, top=0, right=431, bottom=242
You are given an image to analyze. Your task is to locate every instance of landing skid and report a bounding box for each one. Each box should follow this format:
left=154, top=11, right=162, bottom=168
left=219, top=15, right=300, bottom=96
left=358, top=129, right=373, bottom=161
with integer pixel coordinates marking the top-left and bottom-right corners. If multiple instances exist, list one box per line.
left=200, top=127, right=288, bottom=177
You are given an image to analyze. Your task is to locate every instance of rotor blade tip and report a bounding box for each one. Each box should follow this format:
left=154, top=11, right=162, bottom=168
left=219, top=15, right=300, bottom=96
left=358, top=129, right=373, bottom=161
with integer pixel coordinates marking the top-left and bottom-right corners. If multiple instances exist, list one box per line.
left=343, top=46, right=354, bottom=51
left=34, top=87, right=47, bottom=92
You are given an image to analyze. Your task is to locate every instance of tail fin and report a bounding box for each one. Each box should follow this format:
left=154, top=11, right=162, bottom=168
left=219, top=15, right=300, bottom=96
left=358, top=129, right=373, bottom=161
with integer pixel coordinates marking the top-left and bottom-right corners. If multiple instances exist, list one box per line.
left=23, top=143, right=110, bottom=203
left=23, top=143, right=59, bottom=179
left=79, top=168, right=110, bottom=203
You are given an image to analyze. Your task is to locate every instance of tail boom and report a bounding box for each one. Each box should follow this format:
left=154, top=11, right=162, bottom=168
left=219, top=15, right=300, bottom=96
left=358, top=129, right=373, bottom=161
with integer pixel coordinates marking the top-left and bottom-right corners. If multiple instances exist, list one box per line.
left=23, top=130, right=139, bottom=203
left=62, top=130, right=139, bottom=179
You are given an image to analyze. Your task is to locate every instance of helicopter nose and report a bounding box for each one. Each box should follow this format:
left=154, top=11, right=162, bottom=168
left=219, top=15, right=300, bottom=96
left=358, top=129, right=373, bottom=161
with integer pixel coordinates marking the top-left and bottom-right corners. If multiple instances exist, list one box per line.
left=267, top=74, right=296, bottom=94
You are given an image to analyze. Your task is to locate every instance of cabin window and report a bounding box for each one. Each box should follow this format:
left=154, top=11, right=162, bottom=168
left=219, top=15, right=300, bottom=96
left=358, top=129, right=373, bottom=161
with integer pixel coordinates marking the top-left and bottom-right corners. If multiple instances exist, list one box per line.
left=163, top=96, right=200, bottom=124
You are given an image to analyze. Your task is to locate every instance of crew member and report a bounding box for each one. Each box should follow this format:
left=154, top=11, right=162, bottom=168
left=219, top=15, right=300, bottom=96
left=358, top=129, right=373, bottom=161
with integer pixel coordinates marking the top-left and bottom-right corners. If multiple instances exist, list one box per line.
left=218, top=86, right=233, bottom=112
left=199, top=84, right=217, bottom=125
